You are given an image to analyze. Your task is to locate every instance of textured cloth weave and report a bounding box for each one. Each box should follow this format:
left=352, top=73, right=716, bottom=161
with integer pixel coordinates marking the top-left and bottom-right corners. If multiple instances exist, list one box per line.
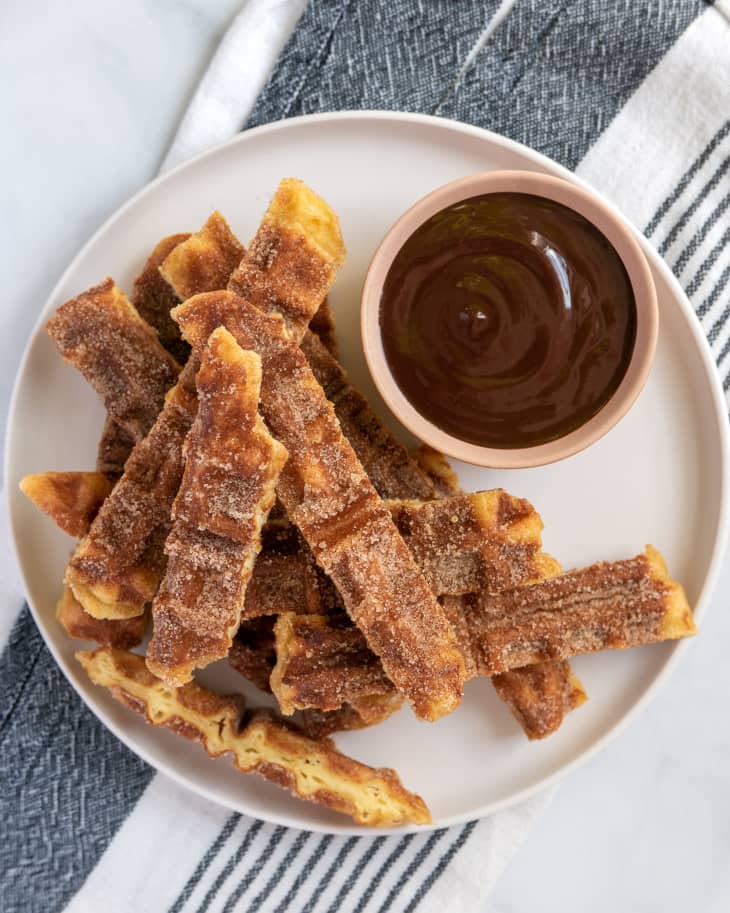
left=3, top=1, right=729, bottom=912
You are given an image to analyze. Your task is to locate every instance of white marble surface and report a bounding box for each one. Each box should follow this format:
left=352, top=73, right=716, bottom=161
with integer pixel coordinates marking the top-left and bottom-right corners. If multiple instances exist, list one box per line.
left=2, top=3, right=729, bottom=911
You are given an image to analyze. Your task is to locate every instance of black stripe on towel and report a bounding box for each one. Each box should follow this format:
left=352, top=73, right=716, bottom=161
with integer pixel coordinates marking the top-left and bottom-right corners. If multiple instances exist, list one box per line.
left=0, top=607, right=154, bottom=913
left=217, top=825, right=286, bottom=913
left=645, top=118, right=730, bottom=237
left=273, top=834, right=335, bottom=913
left=405, top=821, right=478, bottom=913
left=168, top=813, right=240, bottom=913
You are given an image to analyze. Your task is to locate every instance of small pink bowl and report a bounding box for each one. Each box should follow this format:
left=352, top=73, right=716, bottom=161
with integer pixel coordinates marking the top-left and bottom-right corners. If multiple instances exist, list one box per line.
left=361, top=170, right=659, bottom=469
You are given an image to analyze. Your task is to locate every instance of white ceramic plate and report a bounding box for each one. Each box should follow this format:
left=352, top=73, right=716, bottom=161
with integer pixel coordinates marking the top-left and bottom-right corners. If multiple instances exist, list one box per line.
left=6, top=112, right=729, bottom=836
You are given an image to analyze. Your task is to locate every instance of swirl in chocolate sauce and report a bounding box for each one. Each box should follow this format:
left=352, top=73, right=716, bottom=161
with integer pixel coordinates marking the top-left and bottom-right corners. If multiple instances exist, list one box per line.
left=379, top=192, right=637, bottom=449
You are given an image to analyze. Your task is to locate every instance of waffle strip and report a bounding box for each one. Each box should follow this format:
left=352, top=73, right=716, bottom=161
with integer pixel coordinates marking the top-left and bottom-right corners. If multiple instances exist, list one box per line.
left=301, top=331, right=435, bottom=500
left=56, top=588, right=147, bottom=650
left=96, top=418, right=137, bottom=480
left=491, top=662, right=587, bottom=740
left=175, top=291, right=466, bottom=722
left=159, top=212, right=245, bottom=302
left=20, top=472, right=112, bottom=539
left=62, top=180, right=343, bottom=621
left=271, top=613, right=399, bottom=716
left=78, top=647, right=430, bottom=826
left=132, top=232, right=192, bottom=362
left=389, top=492, right=560, bottom=596
left=46, top=278, right=180, bottom=441
left=146, top=329, right=287, bottom=685
left=462, top=546, right=695, bottom=674
left=66, top=361, right=197, bottom=619
left=270, top=547, right=692, bottom=717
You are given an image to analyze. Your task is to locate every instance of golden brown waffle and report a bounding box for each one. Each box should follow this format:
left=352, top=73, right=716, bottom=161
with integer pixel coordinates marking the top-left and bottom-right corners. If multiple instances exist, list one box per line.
left=66, top=359, right=198, bottom=619
left=63, top=181, right=345, bottom=622
left=175, top=291, right=466, bottom=722
left=46, top=278, right=180, bottom=441
left=389, top=491, right=561, bottom=596
left=243, top=519, right=340, bottom=619
left=463, top=546, right=695, bottom=674
left=159, top=212, right=245, bottom=302
left=308, top=298, right=339, bottom=357
left=227, top=178, right=345, bottom=337
left=96, top=418, right=137, bottom=480
left=268, top=547, right=691, bottom=725
left=132, top=233, right=192, bottom=363
left=56, top=588, right=147, bottom=649
left=411, top=445, right=462, bottom=498
left=146, top=329, right=287, bottom=686
left=301, top=330, right=436, bottom=500
left=297, top=699, right=404, bottom=740
left=271, top=613, right=399, bottom=716
left=228, top=617, right=277, bottom=693
left=491, top=662, right=587, bottom=740
left=78, top=647, right=430, bottom=826
left=20, top=472, right=112, bottom=539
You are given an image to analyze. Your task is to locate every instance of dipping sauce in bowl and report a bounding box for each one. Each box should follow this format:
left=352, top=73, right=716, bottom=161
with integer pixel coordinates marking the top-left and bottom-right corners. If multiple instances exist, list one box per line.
left=379, top=192, right=637, bottom=449
left=362, top=170, right=658, bottom=469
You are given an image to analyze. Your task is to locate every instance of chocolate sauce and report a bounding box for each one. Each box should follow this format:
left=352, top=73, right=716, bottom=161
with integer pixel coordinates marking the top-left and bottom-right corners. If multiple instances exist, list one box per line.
left=379, top=192, right=636, bottom=449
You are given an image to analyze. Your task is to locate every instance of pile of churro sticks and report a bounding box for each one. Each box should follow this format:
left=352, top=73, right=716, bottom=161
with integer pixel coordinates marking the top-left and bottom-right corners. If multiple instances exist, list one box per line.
left=21, top=179, right=696, bottom=827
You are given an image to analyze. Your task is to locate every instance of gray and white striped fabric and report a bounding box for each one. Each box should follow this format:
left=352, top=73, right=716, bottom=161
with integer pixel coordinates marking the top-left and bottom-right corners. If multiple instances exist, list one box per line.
left=3, top=1, right=729, bottom=911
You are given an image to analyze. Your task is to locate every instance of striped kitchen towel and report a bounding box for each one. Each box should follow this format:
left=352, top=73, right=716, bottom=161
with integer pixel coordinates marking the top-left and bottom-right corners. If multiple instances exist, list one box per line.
left=3, top=1, right=730, bottom=912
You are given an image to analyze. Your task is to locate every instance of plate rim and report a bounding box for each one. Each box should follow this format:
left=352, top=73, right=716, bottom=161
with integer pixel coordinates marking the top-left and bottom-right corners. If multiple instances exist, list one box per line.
left=5, top=109, right=730, bottom=836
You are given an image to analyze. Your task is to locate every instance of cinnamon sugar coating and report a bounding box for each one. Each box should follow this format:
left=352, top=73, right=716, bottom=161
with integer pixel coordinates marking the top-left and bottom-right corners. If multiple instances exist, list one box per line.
left=227, top=178, right=345, bottom=337
left=61, top=180, right=345, bottom=623
left=411, top=445, right=462, bottom=498
left=56, top=588, right=147, bottom=650
left=132, top=233, right=192, bottom=363
left=20, top=471, right=112, bottom=539
left=243, top=520, right=340, bottom=619
left=269, top=548, right=692, bottom=730
left=66, top=359, right=198, bottom=619
left=159, top=213, right=244, bottom=302
left=78, top=647, right=430, bottom=826
left=228, top=617, right=277, bottom=693
left=146, top=328, right=287, bottom=686
left=96, top=418, right=137, bottom=481
left=492, top=662, right=587, bottom=740
left=271, top=613, right=398, bottom=716
left=464, top=546, right=696, bottom=674
left=308, top=297, right=339, bottom=358
left=175, top=291, right=466, bottom=721
left=46, top=278, right=180, bottom=441
left=390, top=491, right=560, bottom=596
left=301, top=330, right=436, bottom=500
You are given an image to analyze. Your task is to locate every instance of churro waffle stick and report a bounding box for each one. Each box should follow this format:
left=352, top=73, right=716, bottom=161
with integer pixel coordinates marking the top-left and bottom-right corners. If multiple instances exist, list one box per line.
left=78, top=647, right=430, bottom=826
left=301, top=331, right=436, bottom=500
left=57, top=588, right=147, bottom=650
left=159, top=212, right=245, bottom=303
left=270, top=547, right=690, bottom=715
left=62, top=180, right=344, bottom=620
left=308, top=298, right=339, bottom=357
left=146, top=329, right=287, bottom=685
left=66, top=360, right=198, bottom=619
left=46, top=279, right=180, bottom=441
left=491, top=662, right=587, bottom=741
left=175, top=291, right=466, bottom=721
left=20, top=472, right=112, bottom=539
left=228, top=619, right=401, bottom=738
left=97, top=418, right=137, bottom=480
left=132, top=232, right=192, bottom=363
left=389, top=492, right=560, bottom=595
left=463, top=546, right=695, bottom=674
left=271, top=613, right=399, bottom=716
